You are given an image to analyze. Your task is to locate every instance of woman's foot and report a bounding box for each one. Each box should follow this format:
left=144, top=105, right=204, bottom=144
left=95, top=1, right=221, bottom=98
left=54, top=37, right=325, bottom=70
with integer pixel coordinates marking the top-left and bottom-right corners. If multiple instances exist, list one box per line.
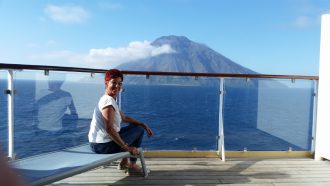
left=117, top=163, right=129, bottom=170
left=127, top=163, right=150, bottom=176
left=126, top=163, right=143, bottom=175
left=117, top=158, right=129, bottom=170
left=128, top=163, right=142, bottom=172
left=117, top=161, right=141, bottom=171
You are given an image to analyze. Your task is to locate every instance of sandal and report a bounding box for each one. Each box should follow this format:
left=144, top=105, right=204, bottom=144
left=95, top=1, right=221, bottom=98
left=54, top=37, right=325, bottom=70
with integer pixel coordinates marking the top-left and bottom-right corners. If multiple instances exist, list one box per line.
left=127, top=164, right=150, bottom=175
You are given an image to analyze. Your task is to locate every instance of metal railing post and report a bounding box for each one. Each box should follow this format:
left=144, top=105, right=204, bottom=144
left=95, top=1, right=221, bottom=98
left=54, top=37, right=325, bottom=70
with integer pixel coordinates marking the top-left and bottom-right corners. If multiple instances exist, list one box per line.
left=118, top=74, right=124, bottom=110
left=311, top=80, right=318, bottom=152
left=118, top=89, right=122, bottom=110
left=218, top=78, right=225, bottom=161
left=7, top=70, right=15, bottom=159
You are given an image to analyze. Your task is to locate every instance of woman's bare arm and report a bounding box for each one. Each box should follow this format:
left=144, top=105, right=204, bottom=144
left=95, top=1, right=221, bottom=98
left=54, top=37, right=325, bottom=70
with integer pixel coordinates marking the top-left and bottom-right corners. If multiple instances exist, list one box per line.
left=102, top=106, right=128, bottom=150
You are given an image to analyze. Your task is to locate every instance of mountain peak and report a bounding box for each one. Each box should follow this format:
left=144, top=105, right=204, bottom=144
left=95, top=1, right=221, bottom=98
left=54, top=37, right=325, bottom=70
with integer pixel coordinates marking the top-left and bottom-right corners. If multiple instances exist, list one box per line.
left=153, top=35, right=191, bottom=43
left=152, top=35, right=193, bottom=50
left=118, top=35, right=256, bottom=74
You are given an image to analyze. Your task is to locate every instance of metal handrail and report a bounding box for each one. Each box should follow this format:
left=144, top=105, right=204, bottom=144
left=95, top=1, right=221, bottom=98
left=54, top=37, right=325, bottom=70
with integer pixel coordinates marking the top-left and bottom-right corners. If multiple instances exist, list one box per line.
left=0, top=63, right=319, bottom=80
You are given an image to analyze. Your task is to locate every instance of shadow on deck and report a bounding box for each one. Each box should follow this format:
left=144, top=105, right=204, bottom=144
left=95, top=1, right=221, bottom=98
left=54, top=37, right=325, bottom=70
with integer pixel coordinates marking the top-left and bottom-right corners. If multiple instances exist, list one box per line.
left=54, top=158, right=330, bottom=186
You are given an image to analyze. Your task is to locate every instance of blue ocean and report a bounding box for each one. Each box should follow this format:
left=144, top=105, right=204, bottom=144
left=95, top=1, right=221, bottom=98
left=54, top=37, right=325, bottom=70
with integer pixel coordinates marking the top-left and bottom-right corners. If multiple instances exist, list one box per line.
left=0, top=78, right=314, bottom=159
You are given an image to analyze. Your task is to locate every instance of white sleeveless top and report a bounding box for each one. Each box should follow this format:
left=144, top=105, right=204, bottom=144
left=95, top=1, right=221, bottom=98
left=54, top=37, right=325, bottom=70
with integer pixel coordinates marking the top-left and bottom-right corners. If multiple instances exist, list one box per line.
left=88, top=95, right=122, bottom=143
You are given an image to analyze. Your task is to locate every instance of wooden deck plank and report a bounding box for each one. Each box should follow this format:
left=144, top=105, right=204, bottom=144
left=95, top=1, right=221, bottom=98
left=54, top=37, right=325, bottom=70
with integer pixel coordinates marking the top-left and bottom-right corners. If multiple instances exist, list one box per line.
left=54, top=158, right=330, bottom=185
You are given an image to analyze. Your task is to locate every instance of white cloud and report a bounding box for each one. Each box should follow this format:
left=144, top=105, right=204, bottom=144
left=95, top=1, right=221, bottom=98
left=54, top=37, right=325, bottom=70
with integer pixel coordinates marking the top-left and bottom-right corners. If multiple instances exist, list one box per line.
left=288, top=0, right=330, bottom=28
left=28, top=41, right=175, bottom=68
left=44, top=4, right=89, bottom=24
left=292, top=16, right=313, bottom=28
left=275, top=15, right=319, bottom=29
left=89, top=41, right=174, bottom=64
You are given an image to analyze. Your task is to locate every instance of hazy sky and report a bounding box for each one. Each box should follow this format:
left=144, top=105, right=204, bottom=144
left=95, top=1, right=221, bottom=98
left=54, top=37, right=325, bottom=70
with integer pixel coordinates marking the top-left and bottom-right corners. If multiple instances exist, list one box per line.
left=1, top=0, right=329, bottom=75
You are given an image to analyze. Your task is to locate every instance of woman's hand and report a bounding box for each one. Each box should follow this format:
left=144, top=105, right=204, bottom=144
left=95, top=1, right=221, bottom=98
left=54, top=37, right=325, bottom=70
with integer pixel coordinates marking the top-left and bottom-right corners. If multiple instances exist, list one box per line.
left=127, top=146, right=139, bottom=155
left=141, top=123, right=154, bottom=138
left=121, top=144, right=139, bottom=155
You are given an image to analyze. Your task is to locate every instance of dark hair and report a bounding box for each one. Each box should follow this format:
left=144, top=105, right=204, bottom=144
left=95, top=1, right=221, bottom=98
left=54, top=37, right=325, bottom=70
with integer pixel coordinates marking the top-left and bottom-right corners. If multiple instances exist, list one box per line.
left=105, top=69, right=123, bottom=81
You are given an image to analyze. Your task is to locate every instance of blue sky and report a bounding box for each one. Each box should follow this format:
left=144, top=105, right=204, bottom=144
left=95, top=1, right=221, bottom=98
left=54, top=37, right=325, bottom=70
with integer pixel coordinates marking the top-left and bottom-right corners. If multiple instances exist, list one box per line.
left=0, top=0, right=329, bottom=75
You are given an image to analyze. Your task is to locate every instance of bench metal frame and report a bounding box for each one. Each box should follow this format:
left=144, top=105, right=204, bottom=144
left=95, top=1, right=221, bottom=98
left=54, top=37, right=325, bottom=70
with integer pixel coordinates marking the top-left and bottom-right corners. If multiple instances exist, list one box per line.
left=10, top=144, right=148, bottom=186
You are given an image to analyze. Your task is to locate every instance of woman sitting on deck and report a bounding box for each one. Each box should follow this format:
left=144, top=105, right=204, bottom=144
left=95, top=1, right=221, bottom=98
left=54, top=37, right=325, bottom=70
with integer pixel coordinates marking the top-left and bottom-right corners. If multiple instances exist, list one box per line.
left=88, top=69, right=154, bottom=173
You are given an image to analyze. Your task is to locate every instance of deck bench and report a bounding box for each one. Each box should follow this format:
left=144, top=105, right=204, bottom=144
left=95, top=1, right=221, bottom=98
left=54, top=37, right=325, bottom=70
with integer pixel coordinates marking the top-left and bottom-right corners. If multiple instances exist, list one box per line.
left=10, top=144, right=148, bottom=186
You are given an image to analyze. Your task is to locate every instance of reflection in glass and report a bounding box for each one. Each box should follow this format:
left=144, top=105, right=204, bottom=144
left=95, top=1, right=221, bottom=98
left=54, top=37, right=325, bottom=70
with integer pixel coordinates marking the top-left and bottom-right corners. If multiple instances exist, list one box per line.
left=223, top=78, right=314, bottom=151
left=35, top=73, right=78, bottom=132
left=0, top=71, right=8, bottom=155
left=12, top=70, right=104, bottom=158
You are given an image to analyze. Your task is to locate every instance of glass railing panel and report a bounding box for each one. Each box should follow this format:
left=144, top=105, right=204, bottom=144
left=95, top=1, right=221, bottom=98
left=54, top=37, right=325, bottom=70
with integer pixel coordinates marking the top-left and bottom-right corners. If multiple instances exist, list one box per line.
left=223, top=78, right=314, bottom=151
left=121, top=75, right=220, bottom=150
left=0, top=70, right=8, bottom=155
left=13, top=70, right=104, bottom=158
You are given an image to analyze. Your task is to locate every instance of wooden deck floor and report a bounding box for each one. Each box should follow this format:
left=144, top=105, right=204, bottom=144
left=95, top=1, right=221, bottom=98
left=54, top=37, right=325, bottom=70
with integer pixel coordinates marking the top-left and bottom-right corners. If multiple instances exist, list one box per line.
left=54, top=158, right=330, bottom=186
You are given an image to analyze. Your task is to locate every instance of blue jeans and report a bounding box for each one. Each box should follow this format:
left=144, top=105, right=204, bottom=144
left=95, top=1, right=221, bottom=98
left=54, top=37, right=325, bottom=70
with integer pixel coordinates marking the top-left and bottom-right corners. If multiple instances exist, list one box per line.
left=90, top=124, right=144, bottom=163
